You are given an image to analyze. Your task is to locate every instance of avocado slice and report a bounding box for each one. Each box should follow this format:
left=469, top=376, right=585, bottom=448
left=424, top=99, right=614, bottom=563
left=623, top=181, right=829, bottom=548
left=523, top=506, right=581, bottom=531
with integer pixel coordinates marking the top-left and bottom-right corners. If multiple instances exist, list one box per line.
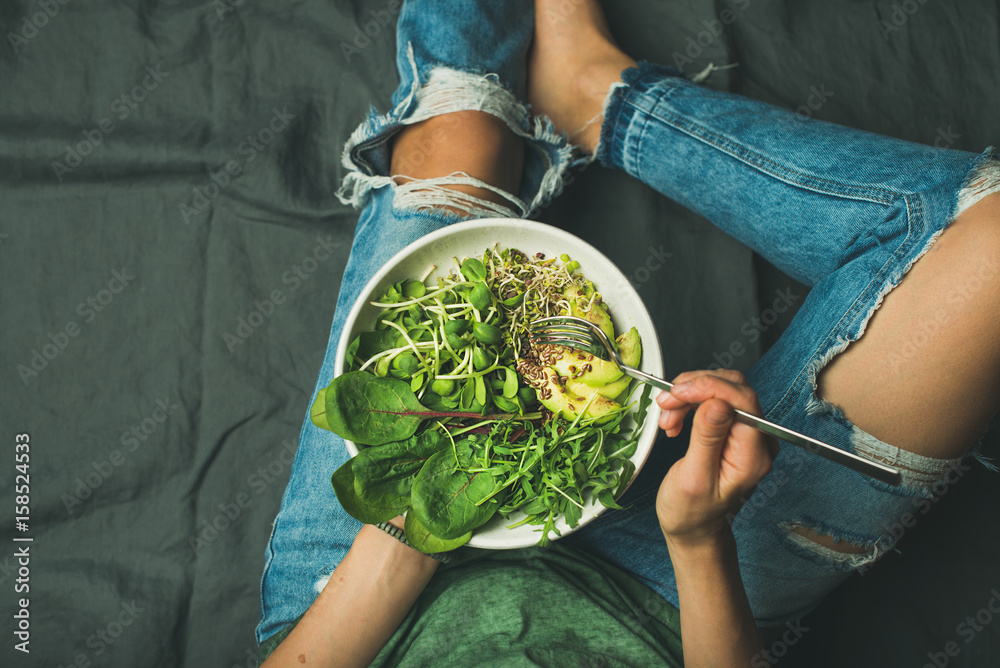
left=616, top=327, right=641, bottom=366
left=522, top=364, right=623, bottom=423
left=551, top=348, right=623, bottom=387
left=566, top=328, right=642, bottom=400
left=567, top=375, right=630, bottom=401
left=548, top=325, right=641, bottom=388
left=563, top=285, right=615, bottom=341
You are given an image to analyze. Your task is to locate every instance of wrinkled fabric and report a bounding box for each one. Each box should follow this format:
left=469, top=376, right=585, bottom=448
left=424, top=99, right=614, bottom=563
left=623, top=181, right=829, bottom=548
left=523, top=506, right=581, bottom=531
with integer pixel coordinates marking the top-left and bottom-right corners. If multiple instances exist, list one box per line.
left=259, top=544, right=685, bottom=667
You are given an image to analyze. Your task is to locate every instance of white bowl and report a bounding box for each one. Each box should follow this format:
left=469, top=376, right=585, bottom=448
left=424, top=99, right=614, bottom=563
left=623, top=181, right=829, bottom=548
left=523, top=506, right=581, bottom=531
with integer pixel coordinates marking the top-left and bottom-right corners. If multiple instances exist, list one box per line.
left=334, top=218, right=663, bottom=549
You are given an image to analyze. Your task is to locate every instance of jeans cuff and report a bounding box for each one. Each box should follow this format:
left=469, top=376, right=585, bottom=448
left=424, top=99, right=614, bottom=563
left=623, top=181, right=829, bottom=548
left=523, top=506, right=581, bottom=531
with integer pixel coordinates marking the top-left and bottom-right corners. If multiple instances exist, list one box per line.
left=596, top=62, right=688, bottom=171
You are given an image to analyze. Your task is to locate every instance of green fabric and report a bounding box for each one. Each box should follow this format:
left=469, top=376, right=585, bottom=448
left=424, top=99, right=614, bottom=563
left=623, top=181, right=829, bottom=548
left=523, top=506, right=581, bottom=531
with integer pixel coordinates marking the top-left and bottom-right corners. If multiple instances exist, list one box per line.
left=259, top=543, right=683, bottom=667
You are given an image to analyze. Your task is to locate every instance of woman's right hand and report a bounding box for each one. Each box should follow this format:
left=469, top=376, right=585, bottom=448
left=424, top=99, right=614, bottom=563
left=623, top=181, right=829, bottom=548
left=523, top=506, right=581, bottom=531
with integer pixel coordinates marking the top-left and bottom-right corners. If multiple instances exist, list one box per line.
left=654, top=371, right=778, bottom=548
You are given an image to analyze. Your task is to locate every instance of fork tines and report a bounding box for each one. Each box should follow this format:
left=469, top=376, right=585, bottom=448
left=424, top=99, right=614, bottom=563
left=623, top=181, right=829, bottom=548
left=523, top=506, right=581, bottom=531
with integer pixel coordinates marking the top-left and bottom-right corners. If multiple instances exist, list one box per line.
left=529, top=316, right=595, bottom=333
left=528, top=317, right=605, bottom=355
left=531, top=335, right=591, bottom=349
left=529, top=318, right=593, bottom=340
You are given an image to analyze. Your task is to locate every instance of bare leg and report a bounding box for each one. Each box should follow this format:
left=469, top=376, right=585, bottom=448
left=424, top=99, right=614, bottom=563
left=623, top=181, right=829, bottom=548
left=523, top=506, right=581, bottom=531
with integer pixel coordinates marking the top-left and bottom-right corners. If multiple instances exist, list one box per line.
left=529, top=0, right=635, bottom=155
left=817, top=194, right=1000, bottom=459
left=390, top=111, right=524, bottom=213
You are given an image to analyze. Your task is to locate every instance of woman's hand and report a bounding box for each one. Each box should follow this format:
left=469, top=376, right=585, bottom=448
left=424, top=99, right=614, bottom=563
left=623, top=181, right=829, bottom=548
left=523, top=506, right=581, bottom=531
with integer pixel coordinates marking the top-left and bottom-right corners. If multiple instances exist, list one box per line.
left=655, top=370, right=778, bottom=548
left=654, top=371, right=775, bottom=666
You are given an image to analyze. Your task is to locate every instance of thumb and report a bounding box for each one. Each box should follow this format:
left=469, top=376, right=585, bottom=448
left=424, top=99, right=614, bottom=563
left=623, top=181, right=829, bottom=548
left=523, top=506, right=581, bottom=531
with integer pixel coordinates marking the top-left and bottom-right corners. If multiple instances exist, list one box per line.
left=686, top=399, right=735, bottom=473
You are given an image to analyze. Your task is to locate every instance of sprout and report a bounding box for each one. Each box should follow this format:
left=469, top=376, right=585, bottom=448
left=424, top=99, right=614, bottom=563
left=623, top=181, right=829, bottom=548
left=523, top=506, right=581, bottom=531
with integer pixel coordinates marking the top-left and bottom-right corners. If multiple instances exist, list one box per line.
left=483, top=247, right=589, bottom=360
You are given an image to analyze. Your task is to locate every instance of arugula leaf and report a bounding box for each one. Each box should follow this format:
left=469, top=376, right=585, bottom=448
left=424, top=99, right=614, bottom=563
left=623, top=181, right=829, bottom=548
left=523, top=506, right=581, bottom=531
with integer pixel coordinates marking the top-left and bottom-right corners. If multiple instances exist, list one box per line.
left=563, top=493, right=582, bottom=528
left=612, top=459, right=637, bottom=500
left=631, top=384, right=654, bottom=434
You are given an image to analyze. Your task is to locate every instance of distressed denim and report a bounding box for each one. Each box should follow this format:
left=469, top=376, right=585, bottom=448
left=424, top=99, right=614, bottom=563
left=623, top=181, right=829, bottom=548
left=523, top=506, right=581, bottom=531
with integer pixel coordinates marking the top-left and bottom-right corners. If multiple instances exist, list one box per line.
left=256, top=0, right=576, bottom=643
left=564, top=63, right=999, bottom=625
left=257, top=2, right=1000, bottom=643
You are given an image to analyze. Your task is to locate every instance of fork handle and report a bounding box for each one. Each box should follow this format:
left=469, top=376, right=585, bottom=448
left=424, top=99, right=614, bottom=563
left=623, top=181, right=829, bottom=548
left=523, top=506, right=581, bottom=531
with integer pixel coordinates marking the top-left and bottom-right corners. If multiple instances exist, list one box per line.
left=622, top=367, right=902, bottom=486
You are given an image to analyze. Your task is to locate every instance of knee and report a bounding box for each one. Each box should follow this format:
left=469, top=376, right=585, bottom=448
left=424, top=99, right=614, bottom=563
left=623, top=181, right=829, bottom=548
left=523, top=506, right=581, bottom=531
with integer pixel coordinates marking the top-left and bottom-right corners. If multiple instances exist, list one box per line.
left=389, top=172, right=523, bottom=219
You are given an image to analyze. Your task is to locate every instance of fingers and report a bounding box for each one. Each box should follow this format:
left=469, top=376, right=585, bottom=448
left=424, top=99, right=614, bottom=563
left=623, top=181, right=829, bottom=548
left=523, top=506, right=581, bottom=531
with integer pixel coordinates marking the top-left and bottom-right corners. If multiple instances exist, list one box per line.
left=680, top=376, right=776, bottom=496
left=656, top=370, right=754, bottom=437
left=672, top=372, right=761, bottom=413
left=658, top=369, right=749, bottom=407
left=685, top=398, right=736, bottom=477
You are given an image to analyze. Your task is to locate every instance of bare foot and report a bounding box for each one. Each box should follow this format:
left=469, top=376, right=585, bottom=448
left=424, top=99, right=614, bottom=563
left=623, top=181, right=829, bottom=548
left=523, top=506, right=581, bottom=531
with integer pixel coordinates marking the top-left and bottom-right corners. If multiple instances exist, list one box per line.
left=529, top=0, right=636, bottom=154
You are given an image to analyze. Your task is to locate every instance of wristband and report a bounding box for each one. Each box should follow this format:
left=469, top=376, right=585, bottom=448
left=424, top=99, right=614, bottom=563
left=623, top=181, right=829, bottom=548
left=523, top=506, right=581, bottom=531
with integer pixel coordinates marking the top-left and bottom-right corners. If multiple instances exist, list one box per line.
left=374, top=522, right=452, bottom=564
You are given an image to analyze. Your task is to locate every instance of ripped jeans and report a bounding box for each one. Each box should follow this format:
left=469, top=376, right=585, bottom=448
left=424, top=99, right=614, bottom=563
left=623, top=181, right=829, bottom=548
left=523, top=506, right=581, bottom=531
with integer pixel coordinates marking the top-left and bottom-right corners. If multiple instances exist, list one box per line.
left=256, top=0, right=1000, bottom=642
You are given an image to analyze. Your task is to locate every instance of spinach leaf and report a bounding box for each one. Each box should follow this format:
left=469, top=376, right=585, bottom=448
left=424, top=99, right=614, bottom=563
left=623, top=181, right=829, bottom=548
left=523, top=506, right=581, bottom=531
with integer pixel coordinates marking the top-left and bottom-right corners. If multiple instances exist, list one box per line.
left=411, top=447, right=502, bottom=540
left=357, top=330, right=399, bottom=360
left=319, top=371, right=532, bottom=445
left=310, top=388, right=330, bottom=431
left=323, top=371, right=430, bottom=445
left=404, top=512, right=471, bottom=554
left=346, top=330, right=398, bottom=370
left=352, top=432, right=446, bottom=508
left=330, top=460, right=407, bottom=524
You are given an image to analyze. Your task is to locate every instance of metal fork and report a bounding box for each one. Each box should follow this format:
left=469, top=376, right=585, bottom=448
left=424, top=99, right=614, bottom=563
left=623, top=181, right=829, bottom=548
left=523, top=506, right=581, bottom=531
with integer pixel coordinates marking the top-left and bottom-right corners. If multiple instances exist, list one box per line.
left=530, top=316, right=901, bottom=486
